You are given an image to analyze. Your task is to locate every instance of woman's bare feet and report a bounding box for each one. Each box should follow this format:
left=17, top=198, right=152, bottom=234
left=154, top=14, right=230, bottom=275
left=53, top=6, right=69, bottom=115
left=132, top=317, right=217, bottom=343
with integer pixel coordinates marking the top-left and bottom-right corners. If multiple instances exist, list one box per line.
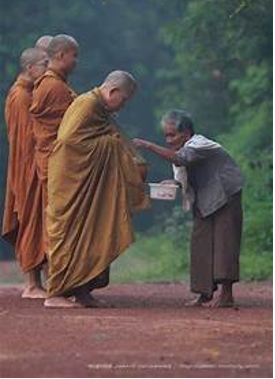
left=185, top=294, right=212, bottom=307
left=44, top=296, right=82, bottom=308
left=205, top=294, right=234, bottom=308
left=204, top=281, right=235, bottom=308
left=22, top=286, right=47, bottom=299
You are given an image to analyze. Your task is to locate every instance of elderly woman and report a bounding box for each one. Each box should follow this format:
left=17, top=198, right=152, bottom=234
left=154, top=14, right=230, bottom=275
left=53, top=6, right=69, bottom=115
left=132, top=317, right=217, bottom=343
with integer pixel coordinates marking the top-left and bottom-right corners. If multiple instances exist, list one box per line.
left=134, top=109, right=244, bottom=307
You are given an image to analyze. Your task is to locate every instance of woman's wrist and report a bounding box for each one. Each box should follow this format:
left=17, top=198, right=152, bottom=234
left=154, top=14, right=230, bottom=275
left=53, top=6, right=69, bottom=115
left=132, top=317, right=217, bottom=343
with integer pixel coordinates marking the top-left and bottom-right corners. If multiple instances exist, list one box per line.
left=145, top=141, right=153, bottom=150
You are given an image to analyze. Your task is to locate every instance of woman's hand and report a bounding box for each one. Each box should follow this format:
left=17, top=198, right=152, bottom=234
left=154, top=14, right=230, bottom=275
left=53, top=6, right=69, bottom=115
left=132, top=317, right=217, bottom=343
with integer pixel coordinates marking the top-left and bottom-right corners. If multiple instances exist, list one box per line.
left=133, top=138, right=151, bottom=149
left=133, top=139, right=177, bottom=164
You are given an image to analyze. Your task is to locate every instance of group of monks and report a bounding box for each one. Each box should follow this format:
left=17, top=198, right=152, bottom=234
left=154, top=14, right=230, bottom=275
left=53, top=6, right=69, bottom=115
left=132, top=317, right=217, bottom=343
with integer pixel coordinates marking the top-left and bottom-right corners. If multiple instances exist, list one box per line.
left=2, top=34, right=149, bottom=308
left=2, top=33, right=243, bottom=309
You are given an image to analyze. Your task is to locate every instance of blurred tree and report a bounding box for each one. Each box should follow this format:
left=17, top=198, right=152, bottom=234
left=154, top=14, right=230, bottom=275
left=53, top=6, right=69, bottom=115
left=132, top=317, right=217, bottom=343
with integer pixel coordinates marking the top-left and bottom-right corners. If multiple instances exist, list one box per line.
left=154, top=0, right=272, bottom=268
left=0, top=0, right=173, bottom=258
left=0, top=0, right=272, bottom=273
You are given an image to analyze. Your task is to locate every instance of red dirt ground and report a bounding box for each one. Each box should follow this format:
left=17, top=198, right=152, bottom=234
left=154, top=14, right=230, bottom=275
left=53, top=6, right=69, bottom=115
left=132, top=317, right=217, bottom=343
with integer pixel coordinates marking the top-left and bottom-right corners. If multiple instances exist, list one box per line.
left=0, top=281, right=272, bottom=378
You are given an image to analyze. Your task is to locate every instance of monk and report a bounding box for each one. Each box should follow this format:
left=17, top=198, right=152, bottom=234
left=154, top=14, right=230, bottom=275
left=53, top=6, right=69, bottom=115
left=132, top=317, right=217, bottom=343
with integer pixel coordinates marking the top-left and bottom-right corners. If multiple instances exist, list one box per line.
left=2, top=48, right=48, bottom=298
left=134, top=110, right=244, bottom=308
left=45, top=71, right=150, bottom=308
left=35, top=35, right=53, bottom=53
left=30, top=34, right=78, bottom=253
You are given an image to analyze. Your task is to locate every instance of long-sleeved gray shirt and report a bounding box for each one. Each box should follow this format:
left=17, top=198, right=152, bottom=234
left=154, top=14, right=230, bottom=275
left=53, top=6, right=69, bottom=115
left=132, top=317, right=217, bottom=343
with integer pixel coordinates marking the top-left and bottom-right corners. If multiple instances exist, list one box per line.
left=175, top=135, right=244, bottom=217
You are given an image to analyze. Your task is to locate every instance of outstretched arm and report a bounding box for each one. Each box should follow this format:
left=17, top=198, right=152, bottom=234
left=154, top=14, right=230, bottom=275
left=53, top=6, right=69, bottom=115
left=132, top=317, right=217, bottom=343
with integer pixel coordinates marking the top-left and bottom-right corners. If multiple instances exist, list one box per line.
left=133, top=138, right=180, bottom=165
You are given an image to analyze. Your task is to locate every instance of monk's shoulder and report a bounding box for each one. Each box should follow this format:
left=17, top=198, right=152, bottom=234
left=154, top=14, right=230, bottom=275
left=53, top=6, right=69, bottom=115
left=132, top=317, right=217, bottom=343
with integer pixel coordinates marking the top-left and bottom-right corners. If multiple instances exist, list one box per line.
left=61, top=92, right=97, bottom=123
left=33, top=74, right=72, bottom=100
left=72, top=91, right=97, bottom=110
left=5, top=81, right=32, bottom=109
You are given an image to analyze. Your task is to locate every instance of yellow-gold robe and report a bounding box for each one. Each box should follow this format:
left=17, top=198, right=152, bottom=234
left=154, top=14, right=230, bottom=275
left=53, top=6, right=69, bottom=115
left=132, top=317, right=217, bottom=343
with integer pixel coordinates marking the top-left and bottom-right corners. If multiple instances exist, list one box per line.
left=46, top=88, right=150, bottom=297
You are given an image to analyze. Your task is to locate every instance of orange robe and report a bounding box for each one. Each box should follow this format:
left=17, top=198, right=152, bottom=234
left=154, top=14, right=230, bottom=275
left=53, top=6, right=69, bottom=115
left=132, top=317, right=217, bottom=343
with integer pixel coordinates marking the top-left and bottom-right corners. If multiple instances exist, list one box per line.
left=2, top=75, right=45, bottom=272
left=29, top=68, right=76, bottom=249
left=30, top=68, right=76, bottom=186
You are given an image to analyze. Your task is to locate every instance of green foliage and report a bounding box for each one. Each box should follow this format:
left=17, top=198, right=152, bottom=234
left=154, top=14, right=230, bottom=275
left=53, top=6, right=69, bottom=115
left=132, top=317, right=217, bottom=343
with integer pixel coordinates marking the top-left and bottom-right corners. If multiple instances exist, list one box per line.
left=0, top=0, right=272, bottom=280
left=153, top=0, right=272, bottom=280
left=111, top=232, right=190, bottom=283
left=240, top=252, right=272, bottom=280
left=0, top=0, right=172, bottom=258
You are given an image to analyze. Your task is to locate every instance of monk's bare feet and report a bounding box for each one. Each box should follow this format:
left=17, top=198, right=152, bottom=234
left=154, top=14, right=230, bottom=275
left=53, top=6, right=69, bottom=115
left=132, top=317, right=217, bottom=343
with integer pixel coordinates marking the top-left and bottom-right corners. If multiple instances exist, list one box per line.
left=185, top=294, right=212, bottom=307
left=75, top=292, right=107, bottom=308
left=22, top=286, right=47, bottom=299
left=44, top=296, right=82, bottom=308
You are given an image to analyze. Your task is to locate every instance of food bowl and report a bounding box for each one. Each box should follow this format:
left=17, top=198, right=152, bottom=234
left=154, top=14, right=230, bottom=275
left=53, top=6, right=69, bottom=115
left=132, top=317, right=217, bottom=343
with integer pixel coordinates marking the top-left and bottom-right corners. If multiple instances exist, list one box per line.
left=148, top=183, right=178, bottom=200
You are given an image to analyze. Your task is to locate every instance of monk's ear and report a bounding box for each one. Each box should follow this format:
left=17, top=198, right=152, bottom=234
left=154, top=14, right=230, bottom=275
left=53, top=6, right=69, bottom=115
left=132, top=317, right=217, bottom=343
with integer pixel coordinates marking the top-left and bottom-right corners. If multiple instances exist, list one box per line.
left=56, top=50, right=64, bottom=60
left=25, top=63, right=32, bottom=73
left=109, top=87, right=119, bottom=97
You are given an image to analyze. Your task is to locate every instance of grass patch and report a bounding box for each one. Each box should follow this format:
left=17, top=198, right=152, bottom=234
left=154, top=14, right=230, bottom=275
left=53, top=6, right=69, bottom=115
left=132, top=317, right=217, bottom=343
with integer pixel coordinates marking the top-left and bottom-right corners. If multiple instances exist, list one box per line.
left=240, top=251, right=273, bottom=281
left=111, top=233, right=273, bottom=284
left=1, top=234, right=272, bottom=286
left=111, top=234, right=189, bottom=284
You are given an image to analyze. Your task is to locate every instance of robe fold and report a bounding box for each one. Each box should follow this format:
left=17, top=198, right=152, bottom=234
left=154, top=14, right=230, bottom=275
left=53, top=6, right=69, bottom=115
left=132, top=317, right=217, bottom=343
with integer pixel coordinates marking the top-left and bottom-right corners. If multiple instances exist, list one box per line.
left=46, top=88, right=150, bottom=297
left=30, top=68, right=76, bottom=251
left=30, top=68, right=76, bottom=185
left=2, top=75, right=45, bottom=271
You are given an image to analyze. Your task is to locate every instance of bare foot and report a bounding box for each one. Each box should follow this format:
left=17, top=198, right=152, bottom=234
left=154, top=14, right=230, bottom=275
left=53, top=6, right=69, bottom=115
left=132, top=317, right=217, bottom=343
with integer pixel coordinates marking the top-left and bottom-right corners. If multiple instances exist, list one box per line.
left=75, top=292, right=107, bottom=308
left=204, top=296, right=235, bottom=308
left=22, top=287, right=47, bottom=299
left=44, top=296, right=83, bottom=308
left=205, top=282, right=235, bottom=308
left=185, top=294, right=212, bottom=307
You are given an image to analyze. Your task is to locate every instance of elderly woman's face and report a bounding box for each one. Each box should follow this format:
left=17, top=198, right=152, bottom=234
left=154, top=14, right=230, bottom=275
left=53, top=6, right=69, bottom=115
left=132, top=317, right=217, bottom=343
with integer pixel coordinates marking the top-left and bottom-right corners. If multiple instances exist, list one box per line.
left=163, top=122, right=187, bottom=151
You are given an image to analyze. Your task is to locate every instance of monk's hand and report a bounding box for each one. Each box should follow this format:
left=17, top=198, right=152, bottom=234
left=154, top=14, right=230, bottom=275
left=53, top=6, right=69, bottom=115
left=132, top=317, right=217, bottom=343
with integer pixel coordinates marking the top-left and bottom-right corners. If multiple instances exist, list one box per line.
left=133, top=138, right=151, bottom=149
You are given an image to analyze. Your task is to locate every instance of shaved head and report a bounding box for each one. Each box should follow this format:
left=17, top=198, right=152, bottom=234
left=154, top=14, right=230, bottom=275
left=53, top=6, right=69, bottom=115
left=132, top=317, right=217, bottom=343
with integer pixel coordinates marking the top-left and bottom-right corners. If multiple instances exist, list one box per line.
left=47, top=34, right=78, bottom=58
left=99, top=70, right=137, bottom=112
left=20, top=48, right=47, bottom=72
left=35, top=35, right=53, bottom=52
left=103, top=70, right=137, bottom=95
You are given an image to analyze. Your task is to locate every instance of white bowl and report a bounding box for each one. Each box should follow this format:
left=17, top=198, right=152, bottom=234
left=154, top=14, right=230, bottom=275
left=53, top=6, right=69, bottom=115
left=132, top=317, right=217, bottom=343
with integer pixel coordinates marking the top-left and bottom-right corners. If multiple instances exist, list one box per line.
left=148, top=183, right=178, bottom=200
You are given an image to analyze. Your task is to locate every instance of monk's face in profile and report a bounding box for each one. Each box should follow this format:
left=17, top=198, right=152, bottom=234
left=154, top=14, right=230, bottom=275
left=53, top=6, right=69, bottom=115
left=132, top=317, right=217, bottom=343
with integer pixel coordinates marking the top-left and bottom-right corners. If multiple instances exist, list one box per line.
left=29, top=54, right=48, bottom=81
left=163, top=122, right=189, bottom=151
left=60, top=46, right=78, bottom=74
left=105, top=88, right=132, bottom=112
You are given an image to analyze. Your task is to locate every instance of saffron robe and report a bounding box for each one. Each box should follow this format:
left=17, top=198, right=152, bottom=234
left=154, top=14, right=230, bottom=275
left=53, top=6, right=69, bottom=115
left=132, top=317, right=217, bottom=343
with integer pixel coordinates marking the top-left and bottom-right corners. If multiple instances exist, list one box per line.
left=46, top=88, right=150, bottom=297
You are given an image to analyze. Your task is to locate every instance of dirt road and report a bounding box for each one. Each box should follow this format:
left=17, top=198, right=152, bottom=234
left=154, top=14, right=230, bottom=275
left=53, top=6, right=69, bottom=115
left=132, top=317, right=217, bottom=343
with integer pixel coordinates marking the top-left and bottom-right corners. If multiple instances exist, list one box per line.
left=0, top=282, right=272, bottom=377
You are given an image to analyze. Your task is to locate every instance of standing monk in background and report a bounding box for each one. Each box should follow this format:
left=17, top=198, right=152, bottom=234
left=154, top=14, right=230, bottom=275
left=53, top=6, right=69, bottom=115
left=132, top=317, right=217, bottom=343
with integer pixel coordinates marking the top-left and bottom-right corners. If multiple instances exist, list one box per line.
left=30, top=34, right=78, bottom=253
left=2, top=48, right=48, bottom=298
left=45, top=71, right=150, bottom=308
left=35, top=35, right=53, bottom=53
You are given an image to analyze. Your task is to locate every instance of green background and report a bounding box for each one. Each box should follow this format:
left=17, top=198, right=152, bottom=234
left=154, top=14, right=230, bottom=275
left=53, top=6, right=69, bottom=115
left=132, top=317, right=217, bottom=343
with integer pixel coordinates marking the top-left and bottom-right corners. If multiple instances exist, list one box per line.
left=0, top=0, right=272, bottom=282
